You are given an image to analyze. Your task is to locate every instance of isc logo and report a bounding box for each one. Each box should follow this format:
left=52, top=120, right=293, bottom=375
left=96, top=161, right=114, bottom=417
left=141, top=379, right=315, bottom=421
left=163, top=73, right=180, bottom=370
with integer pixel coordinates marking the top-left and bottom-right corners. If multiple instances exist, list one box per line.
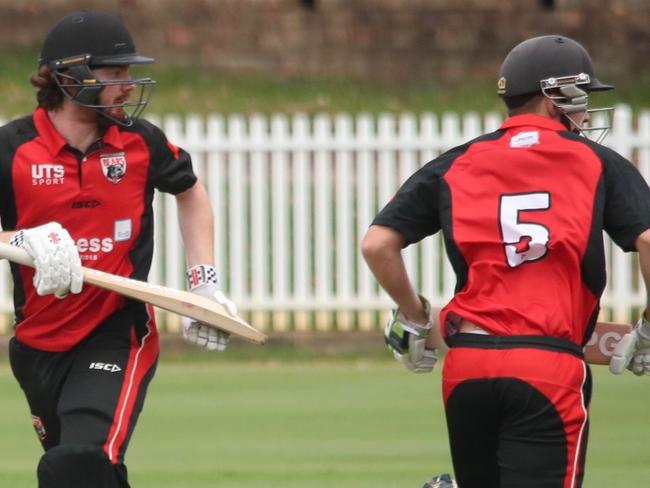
left=89, top=362, right=122, bottom=373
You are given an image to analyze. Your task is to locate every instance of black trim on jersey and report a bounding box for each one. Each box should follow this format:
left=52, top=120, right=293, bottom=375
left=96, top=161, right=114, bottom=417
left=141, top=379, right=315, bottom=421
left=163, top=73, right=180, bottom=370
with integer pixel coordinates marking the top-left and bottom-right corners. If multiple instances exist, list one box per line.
left=559, top=132, right=650, bottom=252
left=0, top=115, right=36, bottom=231
left=439, top=178, right=468, bottom=293
left=446, top=332, right=585, bottom=359
left=579, top=172, right=607, bottom=300
left=558, top=132, right=650, bottom=336
left=125, top=119, right=197, bottom=195
left=372, top=130, right=506, bottom=294
left=439, top=131, right=506, bottom=293
left=581, top=306, right=601, bottom=349
left=122, top=119, right=197, bottom=283
left=0, top=115, right=39, bottom=325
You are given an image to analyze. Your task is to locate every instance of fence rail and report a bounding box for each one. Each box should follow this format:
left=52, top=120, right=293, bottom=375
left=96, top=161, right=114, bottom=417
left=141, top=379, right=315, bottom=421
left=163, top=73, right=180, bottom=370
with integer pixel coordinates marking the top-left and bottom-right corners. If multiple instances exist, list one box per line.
left=1, top=105, right=649, bottom=334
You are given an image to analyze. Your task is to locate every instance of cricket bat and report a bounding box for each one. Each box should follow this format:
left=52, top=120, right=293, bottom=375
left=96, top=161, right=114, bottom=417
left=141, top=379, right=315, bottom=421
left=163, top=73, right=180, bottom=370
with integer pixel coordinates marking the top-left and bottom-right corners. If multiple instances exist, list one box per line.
left=583, top=321, right=632, bottom=365
left=0, top=241, right=267, bottom=344
left=425, top=308, right=631, bottom=366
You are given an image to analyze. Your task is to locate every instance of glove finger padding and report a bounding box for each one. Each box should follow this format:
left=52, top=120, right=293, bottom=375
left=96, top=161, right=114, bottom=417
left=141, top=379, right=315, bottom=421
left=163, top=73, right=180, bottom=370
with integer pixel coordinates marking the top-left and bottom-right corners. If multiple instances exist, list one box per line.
left=629, top=349, right=650, bottom=376
left=385, top=295, right=437, bottom=373
left=181, top=318, right=230, bottom=352
left=406, top=333, right=438, bottom=373
left=12, top=222, right=83, bottom=298
left=183, top=319, right=200, bottom=344
left=206, top=326, right=229, bottom=352
left=610, top=316, right=650, bottom=376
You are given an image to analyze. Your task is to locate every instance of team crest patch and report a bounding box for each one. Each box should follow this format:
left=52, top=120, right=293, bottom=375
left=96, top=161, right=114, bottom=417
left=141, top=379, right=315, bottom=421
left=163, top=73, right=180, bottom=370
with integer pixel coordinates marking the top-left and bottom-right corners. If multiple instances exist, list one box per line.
left=32, top=415, right=47, bottom=441
left=100, top=152, right=127, bottom=184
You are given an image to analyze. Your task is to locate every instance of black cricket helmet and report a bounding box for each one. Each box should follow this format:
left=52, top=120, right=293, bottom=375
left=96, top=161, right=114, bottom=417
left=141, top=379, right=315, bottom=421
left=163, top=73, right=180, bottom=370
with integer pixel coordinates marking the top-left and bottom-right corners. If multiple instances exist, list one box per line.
left=497, top=35, right=612, bottom=98
left=497, top=35, right=614, bottom=143
left=39, top=10, right=155, bottom=126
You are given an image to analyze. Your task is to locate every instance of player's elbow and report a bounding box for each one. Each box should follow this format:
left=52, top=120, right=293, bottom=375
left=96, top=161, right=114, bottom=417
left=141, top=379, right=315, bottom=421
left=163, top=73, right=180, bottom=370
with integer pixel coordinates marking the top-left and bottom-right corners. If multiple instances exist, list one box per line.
left=361, top=225, right=404, bottom=264
left=635, top=228, right=650, bottom=254
left=360, top=233, right=380, bottom=263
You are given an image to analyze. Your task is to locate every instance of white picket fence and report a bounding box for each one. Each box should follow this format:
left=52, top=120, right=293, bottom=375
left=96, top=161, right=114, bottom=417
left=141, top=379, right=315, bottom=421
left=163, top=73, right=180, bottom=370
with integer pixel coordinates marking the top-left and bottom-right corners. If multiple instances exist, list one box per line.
left=1, top=105, right=649, bottom=334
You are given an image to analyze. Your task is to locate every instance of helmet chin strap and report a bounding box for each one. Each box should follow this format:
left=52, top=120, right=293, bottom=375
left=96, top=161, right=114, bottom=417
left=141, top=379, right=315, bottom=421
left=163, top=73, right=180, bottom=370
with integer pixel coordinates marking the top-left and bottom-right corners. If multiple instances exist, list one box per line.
left=96, top=108, right=130, bottom=128
left=560, top=112, right=585, bottom=135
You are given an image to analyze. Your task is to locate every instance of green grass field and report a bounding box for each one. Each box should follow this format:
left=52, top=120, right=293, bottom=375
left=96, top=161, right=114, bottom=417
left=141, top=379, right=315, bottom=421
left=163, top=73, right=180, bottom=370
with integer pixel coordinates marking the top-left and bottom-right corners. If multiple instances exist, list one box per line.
left=1, top=353, right=649, bottom=488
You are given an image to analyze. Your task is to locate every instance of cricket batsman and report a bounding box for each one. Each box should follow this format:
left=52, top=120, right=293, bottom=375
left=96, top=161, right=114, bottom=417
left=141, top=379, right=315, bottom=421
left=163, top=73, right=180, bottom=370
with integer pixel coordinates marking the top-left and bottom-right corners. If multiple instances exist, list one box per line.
left=363, top=35, right=650, bottom=487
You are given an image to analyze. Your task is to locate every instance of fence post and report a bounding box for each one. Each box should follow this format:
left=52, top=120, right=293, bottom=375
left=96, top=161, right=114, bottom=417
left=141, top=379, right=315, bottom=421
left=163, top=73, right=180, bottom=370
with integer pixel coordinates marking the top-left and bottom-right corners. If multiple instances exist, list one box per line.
left=270, top=114, right=290, bottom=331
left=292, top=114, right=311, bottom=331
left=250, top=114, right=270, bottom=330
left=335, top=114, right=354, bottom=330
left=314, top=114, right=334, bottom=331
left=357, top=113, right=375, bottom=330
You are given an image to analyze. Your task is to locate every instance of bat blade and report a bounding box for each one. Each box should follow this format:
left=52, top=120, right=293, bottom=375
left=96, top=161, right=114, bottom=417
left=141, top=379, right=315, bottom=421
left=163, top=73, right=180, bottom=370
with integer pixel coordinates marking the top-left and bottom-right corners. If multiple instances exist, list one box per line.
left=0, top=242, right=267, bottom=344
left=584, top=321, right=631, bottom=365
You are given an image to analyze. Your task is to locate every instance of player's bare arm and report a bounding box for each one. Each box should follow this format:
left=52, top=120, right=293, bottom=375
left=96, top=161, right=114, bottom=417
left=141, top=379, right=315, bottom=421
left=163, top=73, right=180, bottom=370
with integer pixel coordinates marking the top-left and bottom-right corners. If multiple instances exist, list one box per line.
left=361, top=224, right=428, bottom=324
left=362, top=224, right=440, bottom=373
left=176, top=180, right=214, bottom=266
left=176, top=179, right=236, bottom=351
left=635, top=228, right=650, bottom=314
left=610, top=228, right=650, bottom=375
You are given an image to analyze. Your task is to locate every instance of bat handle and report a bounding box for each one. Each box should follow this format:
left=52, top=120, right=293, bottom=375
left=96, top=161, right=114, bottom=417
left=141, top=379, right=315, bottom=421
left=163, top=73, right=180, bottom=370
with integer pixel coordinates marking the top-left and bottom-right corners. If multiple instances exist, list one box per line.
left=0, top=241, right=35, bottom=267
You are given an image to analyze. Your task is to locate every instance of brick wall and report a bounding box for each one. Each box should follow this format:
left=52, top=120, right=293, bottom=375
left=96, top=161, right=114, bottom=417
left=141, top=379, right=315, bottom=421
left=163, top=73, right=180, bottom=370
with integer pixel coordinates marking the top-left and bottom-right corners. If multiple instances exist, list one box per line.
left=1, top=0, right=648, bottom=83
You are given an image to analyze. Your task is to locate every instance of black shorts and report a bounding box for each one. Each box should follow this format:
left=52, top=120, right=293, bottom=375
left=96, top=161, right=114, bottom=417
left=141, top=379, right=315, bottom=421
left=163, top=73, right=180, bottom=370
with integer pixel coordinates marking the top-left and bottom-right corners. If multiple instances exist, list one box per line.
left=9, top=303, right=159, bottom=467
left=442, top=334, right=592, bottom=488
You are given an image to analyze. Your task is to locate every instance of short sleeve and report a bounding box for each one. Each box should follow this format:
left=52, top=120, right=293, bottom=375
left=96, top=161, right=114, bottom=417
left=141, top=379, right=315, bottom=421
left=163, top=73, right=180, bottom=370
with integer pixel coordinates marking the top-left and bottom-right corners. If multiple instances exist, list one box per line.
left=372, top=161, right=441, bottom=246
left=143, top=121, right=197, bottom=194
left=602, top=149, right=650, bottom=251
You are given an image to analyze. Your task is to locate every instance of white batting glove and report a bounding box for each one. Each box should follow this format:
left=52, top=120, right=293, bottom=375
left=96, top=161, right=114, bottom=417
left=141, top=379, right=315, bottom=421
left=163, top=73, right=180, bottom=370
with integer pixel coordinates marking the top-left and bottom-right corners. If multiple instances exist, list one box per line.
left=610, top=315, right=650, bottom=376
left=384, top=295, right=438, bottom=373
left=9, top=222, right=83, bottom=299
left=181, top=264, right=236, bottom=352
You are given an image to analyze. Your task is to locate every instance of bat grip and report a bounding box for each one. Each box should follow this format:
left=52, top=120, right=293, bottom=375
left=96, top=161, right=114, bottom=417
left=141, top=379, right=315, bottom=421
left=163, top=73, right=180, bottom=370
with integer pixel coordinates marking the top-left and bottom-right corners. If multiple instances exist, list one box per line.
left=0, top=241, right=35, bottom=267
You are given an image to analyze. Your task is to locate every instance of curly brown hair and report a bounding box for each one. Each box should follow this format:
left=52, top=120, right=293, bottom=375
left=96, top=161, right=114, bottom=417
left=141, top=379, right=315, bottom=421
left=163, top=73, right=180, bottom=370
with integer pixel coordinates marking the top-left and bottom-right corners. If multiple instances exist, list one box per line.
left=29, top=65, right=64, bottom=110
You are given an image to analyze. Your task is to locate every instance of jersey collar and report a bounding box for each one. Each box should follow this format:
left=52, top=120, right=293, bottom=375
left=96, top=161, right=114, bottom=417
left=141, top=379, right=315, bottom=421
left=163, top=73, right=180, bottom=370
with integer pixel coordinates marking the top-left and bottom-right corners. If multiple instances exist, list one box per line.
left=102, top=124, right=125, bottom=151
left=33, top=107, right=125, bottom=155
left=499, top=114, right=567, bottom=132
left=33, top=107, right=67, bottom=157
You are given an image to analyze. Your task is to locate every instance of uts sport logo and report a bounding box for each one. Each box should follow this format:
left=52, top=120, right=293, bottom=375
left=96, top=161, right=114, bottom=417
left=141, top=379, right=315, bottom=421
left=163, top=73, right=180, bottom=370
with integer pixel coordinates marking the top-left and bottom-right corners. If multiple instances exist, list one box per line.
left=31, top=163, right=65, bottom=186
left=100, top=152, right=127, bottom=184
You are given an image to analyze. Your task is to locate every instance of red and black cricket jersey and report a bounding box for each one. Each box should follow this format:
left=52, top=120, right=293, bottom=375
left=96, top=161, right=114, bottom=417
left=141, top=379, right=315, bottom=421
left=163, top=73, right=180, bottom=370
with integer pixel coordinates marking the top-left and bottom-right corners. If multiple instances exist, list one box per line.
left=0, top=107, right=197, bottom=351
left=374, top=114, right=650, bottom=347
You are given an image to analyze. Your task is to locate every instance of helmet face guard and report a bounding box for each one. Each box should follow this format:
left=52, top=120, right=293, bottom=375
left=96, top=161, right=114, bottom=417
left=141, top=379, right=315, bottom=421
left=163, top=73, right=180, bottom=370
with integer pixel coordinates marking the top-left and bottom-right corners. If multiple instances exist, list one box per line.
left=50, top=54, right=155, bottom=127
left=498, top=35, right=615, bottom=143
left=540, top=73, right=614, bottom=144
left=39, top=10, right=156, bottom=126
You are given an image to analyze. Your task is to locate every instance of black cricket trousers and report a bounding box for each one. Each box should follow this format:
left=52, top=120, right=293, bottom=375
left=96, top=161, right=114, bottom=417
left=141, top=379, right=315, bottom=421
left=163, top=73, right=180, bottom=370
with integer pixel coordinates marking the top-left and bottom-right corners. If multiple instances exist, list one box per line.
left=9, top=303, right=159, bottom=488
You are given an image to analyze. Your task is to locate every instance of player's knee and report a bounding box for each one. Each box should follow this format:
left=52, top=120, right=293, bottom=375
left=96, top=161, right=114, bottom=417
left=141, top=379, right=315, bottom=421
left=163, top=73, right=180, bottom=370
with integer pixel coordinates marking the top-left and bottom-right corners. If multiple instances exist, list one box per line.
left=37, top=444, right=123, bottom=488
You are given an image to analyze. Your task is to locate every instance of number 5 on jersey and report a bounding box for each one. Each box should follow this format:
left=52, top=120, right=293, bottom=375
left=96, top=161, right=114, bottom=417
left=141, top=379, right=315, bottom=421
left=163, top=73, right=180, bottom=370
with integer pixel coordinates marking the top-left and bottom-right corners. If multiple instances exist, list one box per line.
left=499, top=192, right=550, bottom=267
